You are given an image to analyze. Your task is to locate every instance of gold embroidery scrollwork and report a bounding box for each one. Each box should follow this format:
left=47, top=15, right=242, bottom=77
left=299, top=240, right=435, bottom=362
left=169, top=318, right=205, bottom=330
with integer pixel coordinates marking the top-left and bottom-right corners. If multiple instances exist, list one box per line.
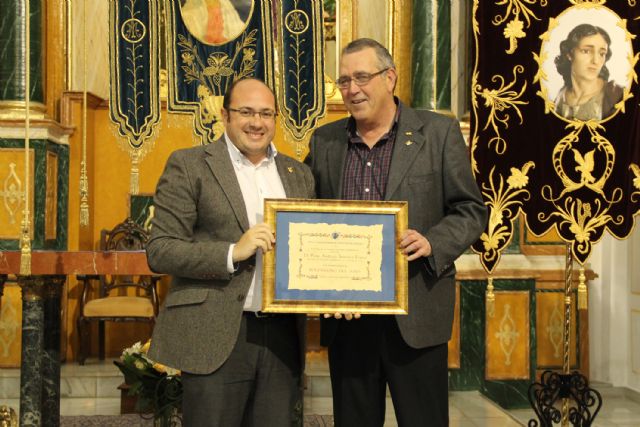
left=284, top=8, right=310, bottom=125
left=177, top=30, right=259, bottom=142
left=478, top=162, right=534, bottom=270
left=547, top=122, right=616, bottom=200
left=122, top=2, right=148, bottom=133
left=630, top=163, right=640, bottom=202
left=121, top=17, right=146, bottom=44
left=538, top=196, right=623, bottom=257
left=474, top=66, right=529, bottom=158
left=533, top=48, right=555, bottom=113
left=109, top=0, right=161, bottom=194
left=493, top=0, right=547, bottom=54
left=276, top=0, right=325, bottom=159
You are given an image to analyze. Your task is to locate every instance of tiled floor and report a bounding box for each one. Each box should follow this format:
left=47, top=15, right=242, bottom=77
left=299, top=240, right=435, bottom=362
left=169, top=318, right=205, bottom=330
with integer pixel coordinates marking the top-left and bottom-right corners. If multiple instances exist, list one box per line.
left=303, top=392, right=524, bottom=426
left=1, top=361, right=640, bottom=426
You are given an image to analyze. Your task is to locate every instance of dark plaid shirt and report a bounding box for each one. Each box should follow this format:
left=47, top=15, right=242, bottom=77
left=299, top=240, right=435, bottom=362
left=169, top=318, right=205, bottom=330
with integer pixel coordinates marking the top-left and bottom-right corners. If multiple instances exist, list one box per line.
left=341, top=103, right=401, bottom=200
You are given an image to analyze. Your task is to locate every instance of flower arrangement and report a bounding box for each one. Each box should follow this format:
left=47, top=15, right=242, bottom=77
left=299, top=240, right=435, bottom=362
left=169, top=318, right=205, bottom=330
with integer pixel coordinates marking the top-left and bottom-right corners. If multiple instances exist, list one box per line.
left=114, top=340, right=182, bottom=426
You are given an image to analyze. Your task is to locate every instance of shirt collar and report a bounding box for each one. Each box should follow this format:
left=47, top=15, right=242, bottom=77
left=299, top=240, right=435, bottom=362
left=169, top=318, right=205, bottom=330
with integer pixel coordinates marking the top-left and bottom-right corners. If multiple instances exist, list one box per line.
left=224, top=132, right=278, bottom=166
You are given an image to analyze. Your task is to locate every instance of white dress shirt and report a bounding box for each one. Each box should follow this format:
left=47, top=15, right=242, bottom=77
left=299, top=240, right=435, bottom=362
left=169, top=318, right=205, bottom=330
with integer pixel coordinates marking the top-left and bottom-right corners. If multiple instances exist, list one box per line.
left=224, top=133, right=287, bottom=311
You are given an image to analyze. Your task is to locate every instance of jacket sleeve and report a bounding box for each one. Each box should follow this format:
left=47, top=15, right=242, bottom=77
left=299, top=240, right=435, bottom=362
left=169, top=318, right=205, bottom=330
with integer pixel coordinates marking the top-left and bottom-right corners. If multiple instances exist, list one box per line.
left=146, top=150, right=233, bottom=280
left=423, top=118, right=487, bottom=277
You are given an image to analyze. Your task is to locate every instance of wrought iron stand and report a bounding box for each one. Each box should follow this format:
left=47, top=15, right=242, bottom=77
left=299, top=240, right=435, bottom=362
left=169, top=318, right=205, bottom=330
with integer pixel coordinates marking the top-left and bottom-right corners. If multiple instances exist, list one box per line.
left=527, top=245, right=602, bottom=426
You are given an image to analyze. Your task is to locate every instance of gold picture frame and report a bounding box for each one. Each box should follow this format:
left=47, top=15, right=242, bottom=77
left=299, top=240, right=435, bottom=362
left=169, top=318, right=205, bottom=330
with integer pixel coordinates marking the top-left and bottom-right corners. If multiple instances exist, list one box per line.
left=262, top=198, right=408, bottom=314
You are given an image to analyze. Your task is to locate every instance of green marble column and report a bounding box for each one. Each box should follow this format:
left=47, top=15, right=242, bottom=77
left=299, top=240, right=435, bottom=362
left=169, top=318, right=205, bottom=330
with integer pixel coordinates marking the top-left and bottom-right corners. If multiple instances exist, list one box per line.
left=411, top=0, right=451, bottom=112
left=18, top=276, right=45, bottom=427
left=0, top=0, right=45, bottom=107
left=41, top=276, right=65, bottom=427
left=449, top=280, right=485, bottom=391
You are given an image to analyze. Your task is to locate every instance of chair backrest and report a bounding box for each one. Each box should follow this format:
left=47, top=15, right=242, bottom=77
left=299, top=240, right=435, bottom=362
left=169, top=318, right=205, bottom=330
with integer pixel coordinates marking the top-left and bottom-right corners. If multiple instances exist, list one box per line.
left=99, top=218, right=152, bottom=296
left=101, top=217, right=149, bottom=252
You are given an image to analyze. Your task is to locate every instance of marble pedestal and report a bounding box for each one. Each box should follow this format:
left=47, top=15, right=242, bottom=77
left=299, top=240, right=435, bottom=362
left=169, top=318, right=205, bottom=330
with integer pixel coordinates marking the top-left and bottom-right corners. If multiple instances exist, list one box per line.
left=0, top=251, right=153, bottom=427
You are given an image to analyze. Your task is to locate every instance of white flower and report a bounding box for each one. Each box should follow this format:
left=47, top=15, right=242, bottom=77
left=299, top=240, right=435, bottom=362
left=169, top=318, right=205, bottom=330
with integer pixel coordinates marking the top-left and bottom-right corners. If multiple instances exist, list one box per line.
left=122, top=341, right=143, bottom=357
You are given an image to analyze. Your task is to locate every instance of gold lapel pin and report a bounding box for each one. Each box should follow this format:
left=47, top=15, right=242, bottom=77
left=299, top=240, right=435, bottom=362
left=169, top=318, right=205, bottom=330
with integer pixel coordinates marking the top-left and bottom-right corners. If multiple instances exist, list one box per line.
left=405, top=140, right=413, bottom=146
left=287, top=167, right=294, bottom=173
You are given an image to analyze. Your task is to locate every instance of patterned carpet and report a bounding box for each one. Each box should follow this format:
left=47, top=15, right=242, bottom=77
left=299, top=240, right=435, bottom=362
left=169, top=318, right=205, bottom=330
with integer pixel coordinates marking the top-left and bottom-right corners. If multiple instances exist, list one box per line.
left=60, top=414, right=334, bottom=426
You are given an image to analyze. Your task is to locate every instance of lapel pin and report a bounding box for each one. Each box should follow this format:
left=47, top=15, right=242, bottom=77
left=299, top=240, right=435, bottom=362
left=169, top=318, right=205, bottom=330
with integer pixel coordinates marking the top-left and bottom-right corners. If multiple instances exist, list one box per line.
left=405, top=140, right=413, bottom=146
left=287, top=167, right=294, bottom=173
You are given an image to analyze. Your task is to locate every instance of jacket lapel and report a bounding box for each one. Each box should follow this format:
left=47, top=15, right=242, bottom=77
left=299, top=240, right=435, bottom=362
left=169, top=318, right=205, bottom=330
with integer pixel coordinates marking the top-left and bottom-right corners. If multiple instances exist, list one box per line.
left=327, top=134, right=348, bottom=198
left=275, top=155, right=297, bottom=197
left=204, top=139, right=251, bottom=232
left=385, top=105, right=425, bottom=200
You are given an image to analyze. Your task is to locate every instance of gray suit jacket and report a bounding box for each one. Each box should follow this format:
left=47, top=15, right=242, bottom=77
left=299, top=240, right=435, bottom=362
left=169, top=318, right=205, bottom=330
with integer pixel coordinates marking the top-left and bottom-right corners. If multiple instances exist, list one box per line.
left=306, top=103, right=487, bottom=349
left=147, top=139, right=315, bottom=374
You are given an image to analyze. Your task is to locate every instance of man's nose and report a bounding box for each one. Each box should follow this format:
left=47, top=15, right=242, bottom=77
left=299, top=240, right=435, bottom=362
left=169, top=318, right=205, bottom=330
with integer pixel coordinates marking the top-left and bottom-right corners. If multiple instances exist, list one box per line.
left=346, top=79, right=360, bottom=94
left=249, top=113, right=264, bottom=124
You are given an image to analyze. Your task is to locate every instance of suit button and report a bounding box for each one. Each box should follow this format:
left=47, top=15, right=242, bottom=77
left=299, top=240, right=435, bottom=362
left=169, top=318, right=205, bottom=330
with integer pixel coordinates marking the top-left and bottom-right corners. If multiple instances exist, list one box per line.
left=237, top=294, right=245, bottom=301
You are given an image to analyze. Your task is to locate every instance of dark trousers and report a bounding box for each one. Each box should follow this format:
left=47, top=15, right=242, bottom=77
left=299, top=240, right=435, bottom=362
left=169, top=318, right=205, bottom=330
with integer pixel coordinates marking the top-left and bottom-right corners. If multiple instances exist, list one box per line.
left=328, top=316, right=448, bottom=427
left=181, top=313, right=302, bottom=427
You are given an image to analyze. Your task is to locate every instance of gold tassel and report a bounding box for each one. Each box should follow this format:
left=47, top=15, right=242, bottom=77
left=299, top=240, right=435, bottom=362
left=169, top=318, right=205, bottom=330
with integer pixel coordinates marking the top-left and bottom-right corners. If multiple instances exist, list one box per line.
left=130, top=151, right=140, bottom=195
left=578, top=267, right=587, bottom=310
left=19, top=221, right=31, bottom=276
left=282, top=129, right=307, bottom=162
left=130, top=169, right=139, bottom=195
left=80, top=198, right=89, bottom=226
left=486, top=276, right=495, bottom=317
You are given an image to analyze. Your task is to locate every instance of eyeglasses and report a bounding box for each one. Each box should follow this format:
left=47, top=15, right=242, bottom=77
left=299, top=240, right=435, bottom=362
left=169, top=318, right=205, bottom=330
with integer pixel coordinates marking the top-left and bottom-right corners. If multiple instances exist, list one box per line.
left=228, top=108, right=277, bottom=120
left=336, top=68, right=389, bottom=89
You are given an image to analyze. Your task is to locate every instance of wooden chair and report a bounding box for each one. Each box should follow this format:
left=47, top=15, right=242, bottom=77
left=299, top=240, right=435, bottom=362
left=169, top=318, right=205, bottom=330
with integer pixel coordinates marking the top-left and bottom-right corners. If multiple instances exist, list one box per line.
left=76, top=217, right=160, bottom=364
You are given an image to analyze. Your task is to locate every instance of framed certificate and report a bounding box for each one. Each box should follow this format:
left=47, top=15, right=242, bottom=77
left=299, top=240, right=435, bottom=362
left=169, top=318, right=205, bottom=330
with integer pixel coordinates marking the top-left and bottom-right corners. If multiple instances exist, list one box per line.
left=262, top=198, right=408, bottom=315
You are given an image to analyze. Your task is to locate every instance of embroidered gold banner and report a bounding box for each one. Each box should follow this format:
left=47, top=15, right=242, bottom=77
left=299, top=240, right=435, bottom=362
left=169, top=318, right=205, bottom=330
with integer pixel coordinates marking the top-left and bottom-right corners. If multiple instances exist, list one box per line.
left=471, top=0, right=640, bottom=271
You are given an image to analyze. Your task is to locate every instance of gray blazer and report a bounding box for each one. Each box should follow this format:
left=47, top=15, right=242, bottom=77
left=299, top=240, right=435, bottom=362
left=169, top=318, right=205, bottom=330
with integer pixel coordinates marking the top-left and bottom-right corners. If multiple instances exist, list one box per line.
left=306, top=103, right=487, bottom=349
left=147, top=139, right=315, bottom=374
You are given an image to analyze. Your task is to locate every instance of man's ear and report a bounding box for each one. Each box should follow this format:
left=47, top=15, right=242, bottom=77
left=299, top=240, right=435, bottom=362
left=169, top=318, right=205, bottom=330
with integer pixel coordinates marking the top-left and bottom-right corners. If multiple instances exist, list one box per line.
left=386, top=68, right=398, bottom=92
left=221, top=108, right=229, bottom=122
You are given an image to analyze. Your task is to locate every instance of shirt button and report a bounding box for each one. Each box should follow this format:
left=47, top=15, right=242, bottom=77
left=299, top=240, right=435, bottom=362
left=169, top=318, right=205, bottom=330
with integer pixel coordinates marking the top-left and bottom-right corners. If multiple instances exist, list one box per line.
left=237, top=294, right=245, bottom=301
left=364, top=188, right=370, bottom=193
left=366, top=162, right=372, bottom=167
